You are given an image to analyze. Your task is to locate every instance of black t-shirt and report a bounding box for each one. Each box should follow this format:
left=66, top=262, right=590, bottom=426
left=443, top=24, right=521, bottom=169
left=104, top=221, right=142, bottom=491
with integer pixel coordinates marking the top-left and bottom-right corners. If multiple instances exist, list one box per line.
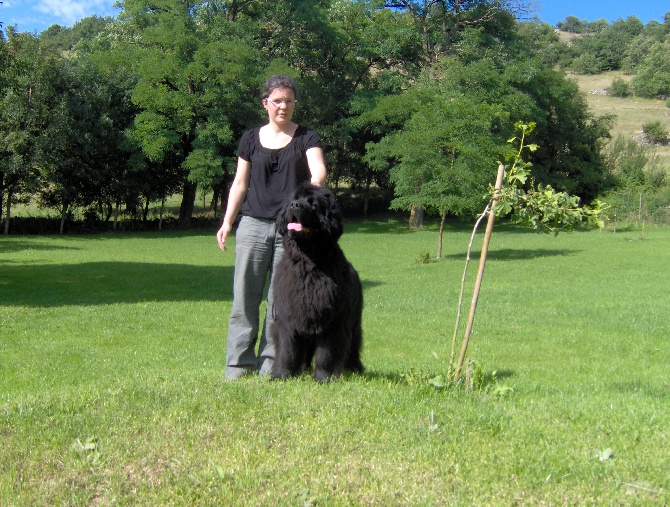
left=238, top=125, right=322, bottom=220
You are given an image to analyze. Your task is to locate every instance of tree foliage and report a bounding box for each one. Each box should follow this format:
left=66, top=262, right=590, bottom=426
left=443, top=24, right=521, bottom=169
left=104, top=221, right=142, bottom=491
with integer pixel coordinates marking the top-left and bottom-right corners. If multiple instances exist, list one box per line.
left=0, top=32, right=42, bottom=233
left=630, top=41, right=670, bottom=98
left=363, top=47, right=612, bottom=230
left=6, top=0, right=659, bottom=233
left=494, top=122, right=607, bottom=233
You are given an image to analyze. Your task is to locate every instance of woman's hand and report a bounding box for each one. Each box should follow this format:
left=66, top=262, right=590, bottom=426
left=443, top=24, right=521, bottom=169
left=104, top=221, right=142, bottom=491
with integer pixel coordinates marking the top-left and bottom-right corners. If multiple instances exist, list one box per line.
left=217, top=157, right=251, bottom=252
left=217, top=223, right=232, bottom=252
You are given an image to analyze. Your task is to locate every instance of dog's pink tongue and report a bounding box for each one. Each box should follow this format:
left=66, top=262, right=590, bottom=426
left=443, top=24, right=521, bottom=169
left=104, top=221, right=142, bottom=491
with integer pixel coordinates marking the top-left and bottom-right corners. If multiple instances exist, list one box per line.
left=287, top=223, right=303, bottom=232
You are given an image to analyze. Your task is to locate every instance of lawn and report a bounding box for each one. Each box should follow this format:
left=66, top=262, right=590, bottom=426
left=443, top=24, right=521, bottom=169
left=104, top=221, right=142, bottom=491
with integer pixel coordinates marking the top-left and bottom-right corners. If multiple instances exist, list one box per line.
left=1, top=220, right=669, bottom=505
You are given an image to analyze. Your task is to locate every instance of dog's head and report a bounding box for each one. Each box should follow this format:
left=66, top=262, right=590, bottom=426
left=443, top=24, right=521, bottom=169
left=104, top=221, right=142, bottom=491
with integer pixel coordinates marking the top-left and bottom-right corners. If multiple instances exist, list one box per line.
left=277, top=183, right=343, bottom=243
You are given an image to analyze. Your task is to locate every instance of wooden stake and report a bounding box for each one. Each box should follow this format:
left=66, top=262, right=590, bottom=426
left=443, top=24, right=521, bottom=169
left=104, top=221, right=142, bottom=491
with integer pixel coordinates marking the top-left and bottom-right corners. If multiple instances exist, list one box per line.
left=454, top=164, right=505, bottom=381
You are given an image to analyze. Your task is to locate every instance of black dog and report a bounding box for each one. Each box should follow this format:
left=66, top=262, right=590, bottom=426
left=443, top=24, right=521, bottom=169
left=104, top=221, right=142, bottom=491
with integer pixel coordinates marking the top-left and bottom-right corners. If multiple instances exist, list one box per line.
left=270, top=183, right=364, bottom=382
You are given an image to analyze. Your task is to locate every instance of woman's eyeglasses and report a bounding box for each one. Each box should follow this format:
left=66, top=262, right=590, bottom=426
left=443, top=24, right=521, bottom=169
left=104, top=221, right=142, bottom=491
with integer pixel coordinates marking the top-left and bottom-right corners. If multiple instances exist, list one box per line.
left=266, top=99, right=296, bottom=107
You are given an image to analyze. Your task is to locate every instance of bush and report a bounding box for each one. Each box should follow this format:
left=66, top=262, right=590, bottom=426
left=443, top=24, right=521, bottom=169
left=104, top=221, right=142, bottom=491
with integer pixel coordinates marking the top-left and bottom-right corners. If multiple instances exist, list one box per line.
left=605, top=135, right=646, bottom=187
left=571, top=52, right=601, bottom=74
left=604, top=187, right=670, bottom=223
left=642, top=121, right=669, bottom=145
left=630, top=41, right=670, bottom=98
left=607, top=77, right=631, bottom=97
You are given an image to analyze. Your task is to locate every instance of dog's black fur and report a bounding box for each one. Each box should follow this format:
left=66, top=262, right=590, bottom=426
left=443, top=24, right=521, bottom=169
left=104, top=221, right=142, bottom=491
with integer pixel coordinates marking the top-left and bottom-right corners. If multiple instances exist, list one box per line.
left=270, top=183, right=364, bottom=382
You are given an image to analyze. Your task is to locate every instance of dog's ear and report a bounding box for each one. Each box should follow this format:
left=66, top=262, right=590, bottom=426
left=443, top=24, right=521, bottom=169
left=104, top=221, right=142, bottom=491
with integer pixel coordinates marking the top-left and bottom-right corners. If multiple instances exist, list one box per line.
left=323, top=189, right=343, bottom=241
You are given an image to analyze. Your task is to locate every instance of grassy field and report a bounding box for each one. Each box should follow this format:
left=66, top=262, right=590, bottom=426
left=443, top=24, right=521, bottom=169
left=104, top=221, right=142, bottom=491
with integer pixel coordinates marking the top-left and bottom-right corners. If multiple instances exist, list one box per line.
left=1, top=219, right=669, bottom=505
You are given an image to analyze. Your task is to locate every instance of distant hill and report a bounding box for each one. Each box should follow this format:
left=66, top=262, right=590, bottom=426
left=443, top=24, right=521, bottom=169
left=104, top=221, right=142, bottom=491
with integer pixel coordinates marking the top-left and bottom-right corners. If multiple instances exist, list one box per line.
left=571, top=71, right=670, bottom=167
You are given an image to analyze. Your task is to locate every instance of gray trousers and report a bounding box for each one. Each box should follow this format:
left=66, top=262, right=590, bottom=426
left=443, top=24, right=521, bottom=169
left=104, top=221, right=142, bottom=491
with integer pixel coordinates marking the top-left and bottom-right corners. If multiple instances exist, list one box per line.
left=226, top=216, right=284, bottom=379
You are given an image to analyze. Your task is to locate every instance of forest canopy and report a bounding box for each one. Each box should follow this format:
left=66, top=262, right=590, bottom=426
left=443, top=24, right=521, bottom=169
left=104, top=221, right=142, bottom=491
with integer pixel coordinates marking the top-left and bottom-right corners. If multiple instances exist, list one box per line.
left=2, top=2, right=669, bottom=233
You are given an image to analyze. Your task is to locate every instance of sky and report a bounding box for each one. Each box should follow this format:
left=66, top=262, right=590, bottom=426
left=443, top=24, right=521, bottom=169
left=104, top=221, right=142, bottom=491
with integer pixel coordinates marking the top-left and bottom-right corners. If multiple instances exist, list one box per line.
left=1, top=0, right=668, bottom=36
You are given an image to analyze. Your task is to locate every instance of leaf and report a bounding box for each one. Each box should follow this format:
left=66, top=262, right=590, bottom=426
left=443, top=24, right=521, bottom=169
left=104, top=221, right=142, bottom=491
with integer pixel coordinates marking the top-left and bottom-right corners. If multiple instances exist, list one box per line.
left=596, top=448, right=614, bottom=462
left=72, top=436, right=98, bottom=453
left=215, top=465, right=226, bottom=480
left=495, top=201, right=513, bottom=216
left=491, top=385, right=513, bottom=396
left=428, top=410, right=439, bottom=432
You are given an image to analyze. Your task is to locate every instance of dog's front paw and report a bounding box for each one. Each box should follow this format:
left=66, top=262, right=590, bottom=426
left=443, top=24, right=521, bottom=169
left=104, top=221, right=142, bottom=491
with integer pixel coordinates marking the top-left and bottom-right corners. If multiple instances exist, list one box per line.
left=313, top=369, right=338, bottom=383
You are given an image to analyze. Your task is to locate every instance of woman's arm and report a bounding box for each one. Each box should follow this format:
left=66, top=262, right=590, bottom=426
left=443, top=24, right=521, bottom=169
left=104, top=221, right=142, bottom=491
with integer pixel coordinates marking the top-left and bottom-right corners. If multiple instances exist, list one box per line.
left=306, top=146, right=327, bottom=186
left=216, top=157, right=251, bottom=252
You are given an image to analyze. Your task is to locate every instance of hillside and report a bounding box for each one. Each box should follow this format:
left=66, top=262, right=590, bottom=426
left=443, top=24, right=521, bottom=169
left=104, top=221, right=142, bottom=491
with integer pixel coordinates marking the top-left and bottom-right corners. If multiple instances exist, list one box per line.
left=570, top=71, right=670, bottom=168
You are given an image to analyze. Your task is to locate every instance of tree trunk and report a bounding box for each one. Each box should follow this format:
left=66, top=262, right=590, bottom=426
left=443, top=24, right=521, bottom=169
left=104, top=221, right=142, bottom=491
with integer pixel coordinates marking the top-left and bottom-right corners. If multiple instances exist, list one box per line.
left=363, top=175, right=372, bottom=216
left=102, top=201, right=112, bottom=222
left=4, top=190, right=11, bottom=236
left=409, top=203, right=424, bottom=228
left=142, top=199, right=150, bottom=222
left=210, top=188, right=219, bottom=218
left=113, top=201, right=120, bottom=230
left=178, top=180, right=197, bottom=228
left=159, top=194, right=166, bottom=231
left=59, top=202, right=69, bottom=235
left=437, top=211, right=447, bottom=258
left=0, top=173, right=4, bottom=233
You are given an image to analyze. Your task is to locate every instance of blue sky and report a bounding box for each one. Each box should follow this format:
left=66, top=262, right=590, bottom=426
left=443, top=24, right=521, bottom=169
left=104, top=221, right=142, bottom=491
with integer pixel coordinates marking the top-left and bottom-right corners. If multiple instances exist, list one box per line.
left=1, top=0, right=668, bottom=36
left=534, top=0, right=668, bottom=26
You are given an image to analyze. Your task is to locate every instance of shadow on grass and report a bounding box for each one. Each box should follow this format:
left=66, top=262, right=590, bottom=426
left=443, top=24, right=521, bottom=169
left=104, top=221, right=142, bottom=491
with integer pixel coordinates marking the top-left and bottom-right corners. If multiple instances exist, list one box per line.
left=610, top=381, right=669, bottom=399
left=344, top=218, right=412, bottom=235
left=0, top=261, right=234, bottom=307
left=0, top=240, right=84, bottom=254
left=361, top=279, right=383, bottom=291
left=442, top=248, right=582, bottom=262
left=2, top=261, right=385, bottom=308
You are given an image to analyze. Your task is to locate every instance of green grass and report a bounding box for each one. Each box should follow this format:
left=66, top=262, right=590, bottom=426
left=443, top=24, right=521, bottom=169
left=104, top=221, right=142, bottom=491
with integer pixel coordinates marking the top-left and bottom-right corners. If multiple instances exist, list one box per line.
left=1, top=221, right=669, bottom=505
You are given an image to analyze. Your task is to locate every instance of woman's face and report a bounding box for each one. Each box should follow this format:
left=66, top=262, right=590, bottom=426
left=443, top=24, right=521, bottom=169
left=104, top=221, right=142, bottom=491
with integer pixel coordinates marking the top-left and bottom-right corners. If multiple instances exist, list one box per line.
left=263, top=87, right=296, bottom=125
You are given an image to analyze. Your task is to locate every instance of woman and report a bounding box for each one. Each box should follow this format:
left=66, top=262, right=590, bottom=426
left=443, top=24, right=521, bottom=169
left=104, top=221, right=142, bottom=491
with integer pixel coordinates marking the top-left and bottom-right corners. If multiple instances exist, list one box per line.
left=216, top=75, right=327, bottom=379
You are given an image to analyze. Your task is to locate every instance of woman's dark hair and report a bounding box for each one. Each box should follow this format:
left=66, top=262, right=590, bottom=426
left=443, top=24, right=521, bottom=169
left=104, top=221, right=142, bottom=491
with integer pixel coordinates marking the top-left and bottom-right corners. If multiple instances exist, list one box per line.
left=261, top=75, right=299, bottom=100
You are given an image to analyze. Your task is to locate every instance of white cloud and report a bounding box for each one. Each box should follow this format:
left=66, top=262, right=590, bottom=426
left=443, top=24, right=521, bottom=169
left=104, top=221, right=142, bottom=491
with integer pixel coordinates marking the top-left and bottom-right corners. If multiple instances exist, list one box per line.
left=35, top=0, right=87, bottom=23
left=34, top=0, right=110, bottom=25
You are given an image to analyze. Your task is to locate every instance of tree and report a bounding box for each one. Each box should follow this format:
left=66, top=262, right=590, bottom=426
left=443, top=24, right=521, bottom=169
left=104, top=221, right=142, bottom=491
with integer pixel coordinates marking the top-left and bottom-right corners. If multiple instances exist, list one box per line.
left=605, top=135, right=647, bottom=188
left=556, top=15, right=586, bottom=33
left=571, top=52, right=601, bottom=75
left=631, top=41, right=670, bottom=98
left=365, top=61, right=505, bottom=255
left=312, top=0, right=423, bottom=208
left=567, top=17, right=639, bottom=73
left=642, top=121, right=669, bottom=145
left=116, top=0, right=262, bottom=227
left=516, top=21, right=567, bottom=68
left=0, top=31, right=42, bottom=234
left=1, top=0, right=626, bottom=233
left=76, top=39, right=142, bottom=227
left=382, top=0, right=534, bottom=61
left=602, top=134, right=669, bottom=223
left=370, top=1, right=533, bottom=226
left=621, top=35, right=661, bottom=73
left=33, top=57, right=121, bottom=234
left=39, top=15, right=114, bottom=52
left=450, top=121, right=607, bottom=381
left=507, top=60, right=614, bottom=202
left=363, top=43, right=613, bottom=237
